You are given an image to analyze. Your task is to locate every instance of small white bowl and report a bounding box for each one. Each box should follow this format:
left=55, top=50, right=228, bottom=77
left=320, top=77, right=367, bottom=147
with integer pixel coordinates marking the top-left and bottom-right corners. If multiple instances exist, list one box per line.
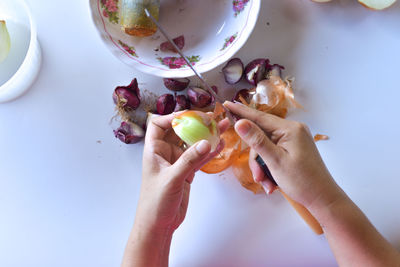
left=0, top=0, right=41, bottom=103
left=90, top=0, right=260, bottom=78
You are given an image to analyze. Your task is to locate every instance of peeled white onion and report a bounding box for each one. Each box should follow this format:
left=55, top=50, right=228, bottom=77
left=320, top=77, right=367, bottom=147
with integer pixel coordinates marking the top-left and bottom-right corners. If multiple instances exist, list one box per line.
left=0, top=20, right=11, bottom=63
left=172, top=111, right=220, bottom=152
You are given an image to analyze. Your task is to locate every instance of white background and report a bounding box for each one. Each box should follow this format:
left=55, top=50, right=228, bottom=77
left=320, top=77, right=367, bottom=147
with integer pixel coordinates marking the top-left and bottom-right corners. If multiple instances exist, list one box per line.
left=1, top=0, right=400, bottom=266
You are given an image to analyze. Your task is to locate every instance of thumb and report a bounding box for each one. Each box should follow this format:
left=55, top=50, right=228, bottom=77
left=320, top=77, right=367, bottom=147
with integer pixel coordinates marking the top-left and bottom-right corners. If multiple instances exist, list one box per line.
left=234, top=119, right=281, bottom=167
left=170, top=140, right=211, bottom=183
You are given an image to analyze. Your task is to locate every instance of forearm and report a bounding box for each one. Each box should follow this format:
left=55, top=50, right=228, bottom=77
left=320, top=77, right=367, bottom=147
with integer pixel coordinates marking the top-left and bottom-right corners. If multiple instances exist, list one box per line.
left=121, top=221, right=173, bottom=267
left=311, top=194, right=400, bottom=267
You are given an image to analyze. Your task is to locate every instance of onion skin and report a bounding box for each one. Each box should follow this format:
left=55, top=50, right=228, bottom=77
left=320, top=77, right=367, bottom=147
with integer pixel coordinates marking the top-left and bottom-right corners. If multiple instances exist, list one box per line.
left=232, top=148, right=264, bottom=194
left=314, top=134, right=329, bottom=142
left=157, top=94, right=176, bottom=115
left=113, top=78, right=141, bottom=110
left=187, top=87, right=212, bottom=108
left=267, top=64, right=285, bottom=78
left=160, top=35, right=185, bottom=53
left=163, top=78, right=190, bottom=92
left=201, top=127, right=241, bottom=173
left=114, top=121, right=145, bottom=144
left=233, top=89, right=251, bottom=103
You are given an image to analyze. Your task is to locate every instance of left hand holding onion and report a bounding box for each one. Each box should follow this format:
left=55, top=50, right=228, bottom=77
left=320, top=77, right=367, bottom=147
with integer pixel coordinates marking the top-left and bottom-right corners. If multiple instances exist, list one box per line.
left=122, top=112, right=229, bottom=266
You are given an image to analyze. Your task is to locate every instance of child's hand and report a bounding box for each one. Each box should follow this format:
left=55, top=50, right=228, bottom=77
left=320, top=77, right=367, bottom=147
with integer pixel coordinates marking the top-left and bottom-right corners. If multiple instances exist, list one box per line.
left=224, top=101, right=344, bottom=210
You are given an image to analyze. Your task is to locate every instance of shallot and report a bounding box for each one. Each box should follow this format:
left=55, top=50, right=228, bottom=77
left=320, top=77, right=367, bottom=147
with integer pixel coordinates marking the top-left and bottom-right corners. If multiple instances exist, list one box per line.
left=187, top=87, right=212, bottom=108
left=174, top=95, right=191, bottom=112
left=244, top=59, right=271, bottom=85
left=114, top=121, right=145, bottom=144
left=157, top=94, right=176, bottom=115
left=222, top=58, right=244, bottom=84
left=163, top=78, right=190, bottom=92
left=113, top=78, right=141, bottom=110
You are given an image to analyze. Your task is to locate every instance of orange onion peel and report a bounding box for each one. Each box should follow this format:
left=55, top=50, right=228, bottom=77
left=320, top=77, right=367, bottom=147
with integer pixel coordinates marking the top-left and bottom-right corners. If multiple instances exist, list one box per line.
left=238, top=94, right=250, bottom=106
left=280, top=189, right=323, bottom=235
left=213, top=102, right=226, bottom=121
left=314, top=134, right=329, bottom=142
left=232, top=148, right=264, bottom=194
left=251, top=75, right=302, bottom=118
left=201, top=127, right=241, bottom=174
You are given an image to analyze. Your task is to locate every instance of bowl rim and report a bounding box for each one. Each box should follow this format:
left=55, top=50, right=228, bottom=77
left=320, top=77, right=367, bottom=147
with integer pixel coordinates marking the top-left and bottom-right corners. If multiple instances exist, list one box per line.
left=0, top=0, right=41, bottom=103
left=90, top=0, right=261, bottom=78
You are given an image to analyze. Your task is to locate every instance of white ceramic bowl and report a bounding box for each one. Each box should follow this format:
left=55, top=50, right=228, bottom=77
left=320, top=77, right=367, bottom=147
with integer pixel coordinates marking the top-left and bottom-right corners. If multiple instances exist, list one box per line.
left=0, top=0, right=41, bottom=103
left=90, top=0, right=260, bottom=78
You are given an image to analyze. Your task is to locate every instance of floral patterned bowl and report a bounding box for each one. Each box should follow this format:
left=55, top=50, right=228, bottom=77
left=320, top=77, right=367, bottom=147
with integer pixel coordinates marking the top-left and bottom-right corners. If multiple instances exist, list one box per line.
left=89, top=0, right=261, bottom=78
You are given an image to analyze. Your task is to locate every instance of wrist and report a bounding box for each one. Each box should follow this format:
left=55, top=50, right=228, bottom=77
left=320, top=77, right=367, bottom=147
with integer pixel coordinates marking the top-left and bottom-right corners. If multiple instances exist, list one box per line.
left=308, top=190, right=353, bottom=231
left=133, top=216, right=174, bottom=243
left=122, top=219, right=174, bottom=267
left=307, top=184, right=348, bottom=221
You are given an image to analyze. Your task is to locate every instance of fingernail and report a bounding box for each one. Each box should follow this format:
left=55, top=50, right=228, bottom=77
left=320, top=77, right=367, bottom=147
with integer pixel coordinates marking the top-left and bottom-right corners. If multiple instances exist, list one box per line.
left=233, top=100, right=245, bottom=105
left=223, top=101, right=231, bottom=107
left=236, top=121, right=251, bottom=136
left=261, top=180, right=271, bottom=195
left=196, top=140, right=210, bottom=155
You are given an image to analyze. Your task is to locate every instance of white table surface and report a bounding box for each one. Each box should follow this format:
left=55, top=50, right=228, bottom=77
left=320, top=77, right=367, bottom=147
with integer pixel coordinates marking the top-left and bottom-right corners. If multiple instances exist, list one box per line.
left=1, top=0, right=400, bottom=266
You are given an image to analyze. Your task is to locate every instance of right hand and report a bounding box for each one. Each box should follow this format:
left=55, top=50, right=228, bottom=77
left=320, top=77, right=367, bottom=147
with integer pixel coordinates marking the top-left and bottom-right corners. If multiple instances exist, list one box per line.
left=224, top=101, right=345, bottom=210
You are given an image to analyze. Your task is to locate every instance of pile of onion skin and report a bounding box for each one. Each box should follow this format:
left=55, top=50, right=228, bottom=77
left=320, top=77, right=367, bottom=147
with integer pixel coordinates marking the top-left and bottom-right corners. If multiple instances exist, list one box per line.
left=111, top=57, right=327, bottom=194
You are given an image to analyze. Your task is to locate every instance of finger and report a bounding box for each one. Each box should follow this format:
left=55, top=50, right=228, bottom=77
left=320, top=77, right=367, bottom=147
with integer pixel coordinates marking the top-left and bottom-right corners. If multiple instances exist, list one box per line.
left=261, top=179, right=278, bottom=195
left=218, top=118, right=230, bottom=134
left=205, top=112, right=230, bottom=134
left=145, top=114, right=174, bottom=142
left=194, top=139, right=225, bottom=171
left=171, top=140, right=225, bottom=173
left=146, top=112, right=184, bottom=141
left=170, top=140, right=212, bottom=183
left=185, top=173, right=195, bottom=186
left=249, top=149, right=265, bottom=183
left=164, top=128, right=181, bottom=145
left=224, top=101, right=288, bottom=133
left=235, top=119, right=282, bottom=166
left=249, top=149, right=277, bottom=194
